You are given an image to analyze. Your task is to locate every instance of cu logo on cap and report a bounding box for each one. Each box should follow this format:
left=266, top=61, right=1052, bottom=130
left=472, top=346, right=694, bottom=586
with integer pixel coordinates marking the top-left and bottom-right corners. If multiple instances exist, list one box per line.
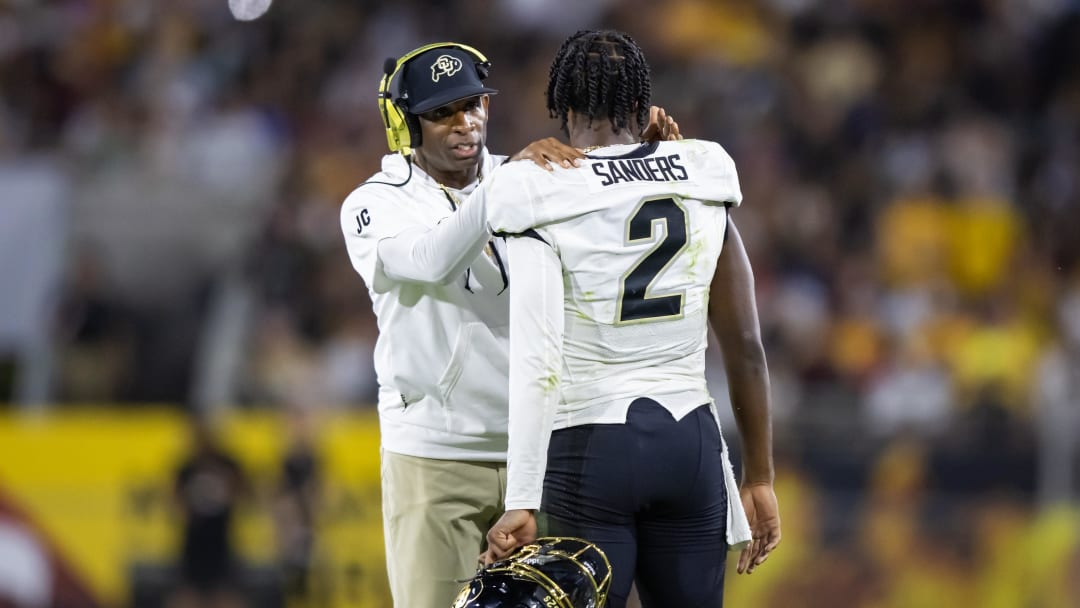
left=431, top=54, right=463, bottom=82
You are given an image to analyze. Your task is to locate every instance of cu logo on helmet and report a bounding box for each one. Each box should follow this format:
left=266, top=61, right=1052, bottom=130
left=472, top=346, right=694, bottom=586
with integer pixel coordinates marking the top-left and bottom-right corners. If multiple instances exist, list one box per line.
left=431, top=54, right=463, bottom=82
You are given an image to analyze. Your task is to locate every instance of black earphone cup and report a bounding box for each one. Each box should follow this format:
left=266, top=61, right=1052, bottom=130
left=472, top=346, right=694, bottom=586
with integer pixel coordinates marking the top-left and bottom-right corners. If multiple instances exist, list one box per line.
left=476, top=61, right=491, bottom=80
left=404, top=113, right=422, bottom=148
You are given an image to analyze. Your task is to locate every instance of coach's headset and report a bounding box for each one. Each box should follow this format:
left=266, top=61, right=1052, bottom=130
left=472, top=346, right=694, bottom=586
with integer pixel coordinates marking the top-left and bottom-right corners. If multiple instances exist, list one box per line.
left=377, top=42, right=492, bottom=155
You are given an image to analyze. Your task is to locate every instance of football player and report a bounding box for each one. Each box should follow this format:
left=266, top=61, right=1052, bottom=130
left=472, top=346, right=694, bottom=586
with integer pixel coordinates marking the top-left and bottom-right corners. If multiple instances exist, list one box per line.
left=481, top=30, right=782, bottom=608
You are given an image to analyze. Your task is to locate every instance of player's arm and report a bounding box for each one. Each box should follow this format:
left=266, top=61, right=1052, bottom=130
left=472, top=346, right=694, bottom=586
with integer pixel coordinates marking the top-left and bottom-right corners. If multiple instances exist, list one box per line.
left=342, top=175, right=508, bottom=291
left=367, top=137, right=584, bottom=288
left=373, top=184, right=492, bottom=287
left=707, top=218, right=781, bottom=574
left=483, top=234, right=564, bottom=564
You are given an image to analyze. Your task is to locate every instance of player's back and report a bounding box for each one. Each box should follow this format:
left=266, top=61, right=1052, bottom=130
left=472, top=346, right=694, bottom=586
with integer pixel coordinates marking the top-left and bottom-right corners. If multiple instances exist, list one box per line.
left=487, top=139, right=742, bottom=425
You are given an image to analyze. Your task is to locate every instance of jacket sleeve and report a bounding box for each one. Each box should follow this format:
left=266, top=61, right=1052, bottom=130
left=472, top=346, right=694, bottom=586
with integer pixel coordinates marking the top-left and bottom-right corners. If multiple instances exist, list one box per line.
left=340, top=183, right=491, bottom=293
left=340, top=185, right=415, bottom=293
left=374, top=186, right=491, bottom=288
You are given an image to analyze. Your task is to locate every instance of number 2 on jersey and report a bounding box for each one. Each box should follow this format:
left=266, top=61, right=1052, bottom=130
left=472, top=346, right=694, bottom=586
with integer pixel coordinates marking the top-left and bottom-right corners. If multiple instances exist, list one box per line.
left=616, top=196, right=689, bottom=323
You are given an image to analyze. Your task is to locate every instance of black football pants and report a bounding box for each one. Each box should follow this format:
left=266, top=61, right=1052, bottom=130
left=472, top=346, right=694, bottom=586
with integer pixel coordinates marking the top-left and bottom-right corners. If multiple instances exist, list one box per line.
left=542, top=398, right=729, bottom=608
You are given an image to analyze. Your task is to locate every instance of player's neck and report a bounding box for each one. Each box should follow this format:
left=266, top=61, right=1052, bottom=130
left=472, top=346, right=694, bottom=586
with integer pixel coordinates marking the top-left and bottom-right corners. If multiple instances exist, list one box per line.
left=568, top=120, right=637, bottom=151
left=411, top=151, right=479, bottom=190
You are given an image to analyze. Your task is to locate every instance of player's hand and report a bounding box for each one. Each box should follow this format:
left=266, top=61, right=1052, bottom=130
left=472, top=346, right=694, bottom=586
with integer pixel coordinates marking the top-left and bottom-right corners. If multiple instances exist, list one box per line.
left=511, top=137, right=585, bottom=170
left=641, top=106, right=682, bottom=142
left=481, top=509, right=537, bottom=565
left=737, top=482, right=781, bottom=574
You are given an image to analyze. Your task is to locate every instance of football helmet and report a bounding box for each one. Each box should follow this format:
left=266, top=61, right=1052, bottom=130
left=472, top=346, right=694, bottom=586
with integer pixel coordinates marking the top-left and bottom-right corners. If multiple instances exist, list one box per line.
left=452, top=537, right=612, bottom=608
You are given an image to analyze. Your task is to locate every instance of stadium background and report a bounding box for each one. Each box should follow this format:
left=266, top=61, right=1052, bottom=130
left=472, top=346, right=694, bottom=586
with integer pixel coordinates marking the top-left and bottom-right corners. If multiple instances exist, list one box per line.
left=1, top=0, right=1078, bottom=606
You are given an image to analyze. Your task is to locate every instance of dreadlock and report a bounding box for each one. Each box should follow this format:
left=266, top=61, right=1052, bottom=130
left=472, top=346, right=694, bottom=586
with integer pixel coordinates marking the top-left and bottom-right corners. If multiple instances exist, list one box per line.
left=546, top=30, right=651, bottom=137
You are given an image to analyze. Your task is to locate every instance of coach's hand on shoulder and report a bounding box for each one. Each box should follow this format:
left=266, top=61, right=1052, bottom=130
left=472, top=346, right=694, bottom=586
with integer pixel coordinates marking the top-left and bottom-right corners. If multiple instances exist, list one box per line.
left=641, top=106, right=682, bottom=142
left=481, top=509, right=537, bottom=565
left=511, top=138, right=585, bottom=170
left=737, top=482, right=781, bottom=575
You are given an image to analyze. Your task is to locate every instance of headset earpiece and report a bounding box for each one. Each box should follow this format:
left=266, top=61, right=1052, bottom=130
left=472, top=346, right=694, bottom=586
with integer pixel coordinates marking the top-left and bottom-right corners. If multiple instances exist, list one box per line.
left=402, top=113, right=421, bottom=152
left=377, top=56, right=409, bottom=153
left=377, top=42, right=492, bottom=155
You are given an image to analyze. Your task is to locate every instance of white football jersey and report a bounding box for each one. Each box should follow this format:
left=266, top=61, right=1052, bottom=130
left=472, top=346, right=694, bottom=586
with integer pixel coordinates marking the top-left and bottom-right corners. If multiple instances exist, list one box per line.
left=486, top=139, right=742, bottom=426
left=482, top=138, right=757, bottom=551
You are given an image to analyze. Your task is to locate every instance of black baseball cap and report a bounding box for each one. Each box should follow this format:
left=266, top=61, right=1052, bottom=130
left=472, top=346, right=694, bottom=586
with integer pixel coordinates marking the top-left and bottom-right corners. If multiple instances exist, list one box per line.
left=399, top=47, right=498, bottom=115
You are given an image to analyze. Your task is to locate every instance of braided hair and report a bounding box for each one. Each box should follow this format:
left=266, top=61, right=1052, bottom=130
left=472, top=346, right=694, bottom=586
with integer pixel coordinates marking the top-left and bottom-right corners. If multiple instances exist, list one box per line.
left=546, top=30, right=651, bottom=136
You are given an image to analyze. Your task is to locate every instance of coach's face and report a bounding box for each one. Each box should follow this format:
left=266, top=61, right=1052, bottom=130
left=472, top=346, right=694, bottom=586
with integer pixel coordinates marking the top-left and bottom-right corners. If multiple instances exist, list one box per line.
left=414, top=95, right=489, bottom=187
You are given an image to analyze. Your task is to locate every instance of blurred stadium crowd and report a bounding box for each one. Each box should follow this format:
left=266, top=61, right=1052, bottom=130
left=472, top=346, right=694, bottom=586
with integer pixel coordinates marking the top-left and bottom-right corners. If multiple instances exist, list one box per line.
left=1, top=0, right=1079, bottom=605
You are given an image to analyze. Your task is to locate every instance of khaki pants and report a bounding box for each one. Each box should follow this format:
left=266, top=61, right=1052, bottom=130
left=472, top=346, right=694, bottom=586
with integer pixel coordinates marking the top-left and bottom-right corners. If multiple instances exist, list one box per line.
left=381, top=451, right=506, bottom=608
